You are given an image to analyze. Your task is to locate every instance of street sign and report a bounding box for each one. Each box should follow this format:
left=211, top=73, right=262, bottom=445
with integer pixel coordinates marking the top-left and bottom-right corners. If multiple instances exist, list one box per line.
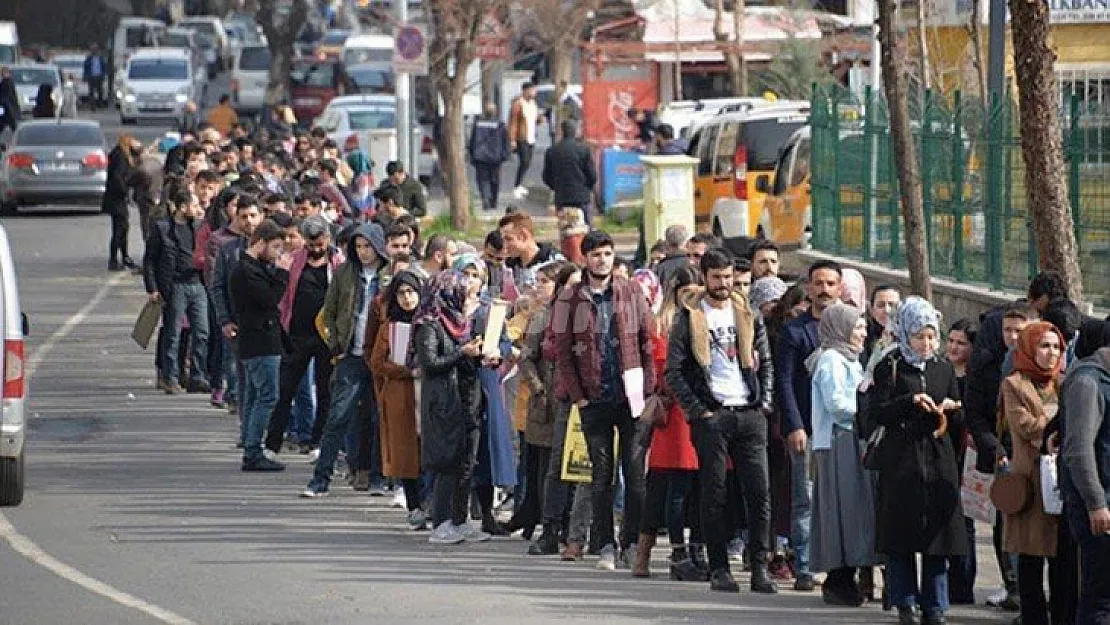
left=476, top=11, right=510, bottom=60
left=393, top=24, right=428, bottom=76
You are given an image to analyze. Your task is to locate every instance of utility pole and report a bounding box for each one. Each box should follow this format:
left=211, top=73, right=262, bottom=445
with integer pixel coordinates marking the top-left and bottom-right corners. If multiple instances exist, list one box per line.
left=987, top=0, right=1005, bottom=96
left=395, top=0, right=411, bottom=180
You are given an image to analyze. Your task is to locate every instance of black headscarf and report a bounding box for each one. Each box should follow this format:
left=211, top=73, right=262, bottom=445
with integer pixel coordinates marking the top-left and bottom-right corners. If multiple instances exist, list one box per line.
left=386, top=270, right=423, bottom=324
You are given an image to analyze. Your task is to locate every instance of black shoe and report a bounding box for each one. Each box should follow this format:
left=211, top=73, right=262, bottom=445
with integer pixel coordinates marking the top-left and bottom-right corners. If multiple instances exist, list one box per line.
left=689, top=544, right=710, bottom=578
left=108, top=260, right=124, bottom=272
left=121, top=257, right=139, bottom=270
left=750, top=563, right=779, bottom=594
left=527, top=525, right=560, bottom=555
left=242, top=457, right=285, bottom=472
left=298, top=441, right=313, bottom=455
left=188, top=379, right=212, bottom=394
left=822, top=584, right=863, bottom=606
left=670, top=557, right=708, bottom=582
left=897, top=608, right=917, bottom=625
left=709, top=568, right=740, bottom=593
left=793, top=574, right=817, bottom=592
left=922, top=614, right=947, bottom=625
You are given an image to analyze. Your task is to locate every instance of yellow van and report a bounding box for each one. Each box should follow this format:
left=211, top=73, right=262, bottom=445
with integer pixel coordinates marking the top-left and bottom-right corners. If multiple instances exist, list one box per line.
left=760, top=127, right=812, bottom=245
left=686, top=102, right=809, bottom=238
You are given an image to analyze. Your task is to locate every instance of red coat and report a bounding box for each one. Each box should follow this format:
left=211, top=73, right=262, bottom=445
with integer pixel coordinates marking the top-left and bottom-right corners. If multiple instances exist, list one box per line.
left=648, top=333, right=699, bottom=471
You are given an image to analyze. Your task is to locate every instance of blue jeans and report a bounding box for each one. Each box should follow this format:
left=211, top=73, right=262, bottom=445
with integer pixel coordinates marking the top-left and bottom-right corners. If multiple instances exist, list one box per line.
left=887, top=553, right=950, bottom=616
left=223, top=336, right=238, bottom=401
left=308, top=355, right=372, bottom=492
left=241, top=356, right=280, bottom=462
left=289, top=363, right=315, bottom=443
left=161, top=281, right=209, bottom=384
left=1067, top=504, right=1110, bottom=625
left=789, top=446, right=813, bottom=578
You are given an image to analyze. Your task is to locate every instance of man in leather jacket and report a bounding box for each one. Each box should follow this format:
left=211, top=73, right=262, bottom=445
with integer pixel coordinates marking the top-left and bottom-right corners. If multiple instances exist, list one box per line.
left=665, top=247, right=778, bottom=595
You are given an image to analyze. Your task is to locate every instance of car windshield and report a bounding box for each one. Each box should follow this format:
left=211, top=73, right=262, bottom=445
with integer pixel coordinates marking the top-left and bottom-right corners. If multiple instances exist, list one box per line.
left=239, top=47, right=270, bottom=71
left=290, top=62, right=336, bottom=88
left=182, top=21, right=218, bottom=37
left=10, top=68, right=59, bottom=86
left=129, top=59, right=188, bottom=80
left=16, top=124, right=104, bottom=146
left=347, top=108, right=396, bottom=130
left=741, top=118, right=807, bottom=170
left=349, top=67, right=392, bottom=92
left=164, top=33, right=191, bottom=47
left=344, top=48, right=391, bottom=65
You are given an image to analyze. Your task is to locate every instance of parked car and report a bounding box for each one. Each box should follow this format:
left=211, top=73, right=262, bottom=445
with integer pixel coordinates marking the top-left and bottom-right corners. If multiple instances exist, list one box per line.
left=0, top=119, right=108, bottom=213
left=49, top=53, right=90, bottom=100
left=177, top=16, right=231, bottom=69
left=316, top=94, right=435, bottom=187
left=231, top=44, right=270, bottom=115
left=118, top=48, right=201, bottom=125
left=0, top=222, right=27, bottom=506
left=2, top=63, right=62, bottom=115
left=160, top=29, right=208, bottom=96
left=346, top=62, right=394, bottom=94
left=111, top=17, right=166, bottom=89
left=289, top=57, right=356, bottom=127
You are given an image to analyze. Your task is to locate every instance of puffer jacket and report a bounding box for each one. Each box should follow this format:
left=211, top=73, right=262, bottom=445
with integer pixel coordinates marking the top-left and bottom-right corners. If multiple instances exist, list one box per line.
left=664, top=286, right=774, bottom=421
left=415, top=319, right=481, bottom=473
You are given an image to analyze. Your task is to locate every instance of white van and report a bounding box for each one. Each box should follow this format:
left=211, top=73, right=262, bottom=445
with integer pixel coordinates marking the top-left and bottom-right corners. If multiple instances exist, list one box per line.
left=342, top=34, right=394, bottom=67
left=118, top=48, right=199, bottom=125
left=112, top=17, right=167, bottom=95
left=0, top=224, right=27, bottom=506
left=0, top=21, right=19, bottom=65
left=231, top=44, right=270, bottom=114
left=178, top=16, right=231, bottom=69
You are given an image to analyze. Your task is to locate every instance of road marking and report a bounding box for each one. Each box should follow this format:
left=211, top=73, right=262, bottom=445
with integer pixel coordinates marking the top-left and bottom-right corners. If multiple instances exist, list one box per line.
left=1, top=272, right=198, bottom=625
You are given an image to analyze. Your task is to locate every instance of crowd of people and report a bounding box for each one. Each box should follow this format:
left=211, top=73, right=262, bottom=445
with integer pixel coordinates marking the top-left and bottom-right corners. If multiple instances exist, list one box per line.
left=102, top=105, right=1110, bottom=625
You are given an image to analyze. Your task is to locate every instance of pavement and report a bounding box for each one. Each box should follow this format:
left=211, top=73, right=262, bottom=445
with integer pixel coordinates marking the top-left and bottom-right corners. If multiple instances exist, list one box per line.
left=0, top=86, right=1018, bottom=625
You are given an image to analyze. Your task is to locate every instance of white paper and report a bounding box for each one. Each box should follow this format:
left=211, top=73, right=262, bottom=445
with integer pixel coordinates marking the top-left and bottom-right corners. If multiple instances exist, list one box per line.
left=482, top=299, right=509, bottom=359
left=389, top=322, right=412, bottom=366
left=1040, top=454, right=1063, bottom=515
left=623, top=367, right=646, bottom=418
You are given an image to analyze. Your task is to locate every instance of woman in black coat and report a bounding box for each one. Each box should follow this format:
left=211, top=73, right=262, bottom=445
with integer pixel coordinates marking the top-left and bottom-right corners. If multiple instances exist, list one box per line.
left=871, top=297, right=968, bottom=625
left=103, top=134, right=142, bottom=271
left=31, top=84, right=55, bottom=119
left=0, top=68, right=19, bottom=135
left=413, top=270, right=486, bottom=545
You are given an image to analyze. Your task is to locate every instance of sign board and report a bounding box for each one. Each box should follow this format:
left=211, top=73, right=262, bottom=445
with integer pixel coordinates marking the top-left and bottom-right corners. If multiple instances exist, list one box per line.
left=476, top=12, right=510, bottom=60
left=392, top=25, right=428, bottom=76
left=1049, top=0, right=1110, bottom=23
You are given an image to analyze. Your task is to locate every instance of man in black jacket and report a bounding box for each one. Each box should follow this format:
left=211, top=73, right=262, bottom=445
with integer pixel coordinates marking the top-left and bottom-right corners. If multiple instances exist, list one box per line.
left=469, top=102, right=510, bottom=211
left=144, top=188, right=210, bottom=394
left=542, top=119, right=596, bottom=221
left=665, top=247, right=778, bottom=595
left=229, top=220, right=292, bottom=472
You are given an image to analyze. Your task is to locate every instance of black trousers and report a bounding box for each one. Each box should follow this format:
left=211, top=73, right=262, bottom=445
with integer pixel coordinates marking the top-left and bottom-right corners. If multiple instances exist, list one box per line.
left=509, top=443, right=551, bottom=529
left=642, top=469, right=701, bottom=549
left=88, top=76, right=105, bottom=105
left=691, top=407, right=771, bottom=573
left=1017, top=520, right=1079, bottom=625
left=513, top=143, right=534, bottom=188
left=266, top=334, right=333, bottom=452
left=109, top=210, right=130, bottom=263
left=474, top=163, right=501, bottom=210
left=431, top=426, right=481, bottom=527
left=580, top=400, right=646, bottom=551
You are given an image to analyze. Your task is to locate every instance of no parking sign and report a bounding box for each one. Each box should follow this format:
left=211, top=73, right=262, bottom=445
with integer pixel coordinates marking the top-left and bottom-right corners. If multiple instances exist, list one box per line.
left=392, top=25, right=428, bottom=76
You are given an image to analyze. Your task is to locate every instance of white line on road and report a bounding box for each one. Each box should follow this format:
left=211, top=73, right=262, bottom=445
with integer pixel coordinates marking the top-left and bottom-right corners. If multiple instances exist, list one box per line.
left=1, top=272, right=199, bottom=625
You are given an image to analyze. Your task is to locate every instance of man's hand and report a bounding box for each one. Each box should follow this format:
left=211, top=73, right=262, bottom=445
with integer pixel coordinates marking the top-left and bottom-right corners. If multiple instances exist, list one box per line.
left=1090, top=507, right=1110, bottom=534
left=461, top=338, right=482, bottom=358
left=787, top=429, right=808, bottom=454
left=275, top=253, right=293, bottom=271
left=148, top=292, right=162, bottom=303
left=222, top=323, right=238, bottom=339
left=481, top=356, right=501, bottom=368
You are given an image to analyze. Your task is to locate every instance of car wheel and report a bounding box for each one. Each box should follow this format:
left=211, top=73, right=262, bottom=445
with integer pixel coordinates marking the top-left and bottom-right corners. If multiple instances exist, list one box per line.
left=0, top=451, right=24, bottom=506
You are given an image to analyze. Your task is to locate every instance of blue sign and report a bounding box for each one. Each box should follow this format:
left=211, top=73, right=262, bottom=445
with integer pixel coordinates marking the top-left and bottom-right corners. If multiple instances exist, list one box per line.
left=600, top=148, right=644, bottom=211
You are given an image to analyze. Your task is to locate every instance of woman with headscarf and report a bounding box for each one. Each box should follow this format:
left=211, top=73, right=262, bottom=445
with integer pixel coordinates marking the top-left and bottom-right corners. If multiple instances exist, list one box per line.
left=31, top=83, right=55, bottom=119
left=104, top=133, right=142, bottom=271
left=632, top=268, right=662, bottom=315
left=749, top=276, right=788, bottom=319
left=415, top=270, right=488, bottom=545
left=1000, top=321, right=1078, bottom=625
left=807, top=303, right=875, bottom=606
left=452, top=253, right=515, bottom=535
left=370, top=270, right=427, bottom=531
left=871, top=297, right=967, bottom=625
left=345, top=150, right=375, bottom=216
left=840, top=267, right=867, bottom=312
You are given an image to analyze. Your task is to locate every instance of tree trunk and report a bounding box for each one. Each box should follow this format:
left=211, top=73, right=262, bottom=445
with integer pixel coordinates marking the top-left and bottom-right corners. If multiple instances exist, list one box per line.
left=967, top=0, right=987, bottom=98
left=549, top=46, right=572, bottom=141
left=264, top=41, right=294, bottom=106
left=878, top=0, right=932, bottom=299
left=731, top=0, right=746, bottom=97
left=916, top=0, right=930, bottom=94
left=440, top=78, right=470, bottom=231
left=257, top=0, right=308, bottom=108
left=1009, top=0, right=1083, bottom=303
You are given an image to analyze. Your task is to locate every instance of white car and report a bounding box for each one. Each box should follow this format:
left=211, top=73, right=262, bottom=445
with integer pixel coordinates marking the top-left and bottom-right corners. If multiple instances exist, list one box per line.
left=4, top=64, right=62, bottom=114
left=315, top=95, right=435, bottom=186
left=231, top=44, right=269, bottom=114
left=177, top=16, right=231, bottom=69
left=0, top=223, right=27, bottom=506
left=118, top=48, right=201, bottom=125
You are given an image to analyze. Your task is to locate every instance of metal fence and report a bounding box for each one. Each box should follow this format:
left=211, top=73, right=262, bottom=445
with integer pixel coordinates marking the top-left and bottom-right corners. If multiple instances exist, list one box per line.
left=810, top=84, right=1110, bottom=308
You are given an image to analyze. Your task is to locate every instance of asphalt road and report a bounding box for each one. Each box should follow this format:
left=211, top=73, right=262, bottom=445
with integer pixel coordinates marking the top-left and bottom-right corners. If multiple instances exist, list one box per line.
left=0, top=88, right=1015, bottom=625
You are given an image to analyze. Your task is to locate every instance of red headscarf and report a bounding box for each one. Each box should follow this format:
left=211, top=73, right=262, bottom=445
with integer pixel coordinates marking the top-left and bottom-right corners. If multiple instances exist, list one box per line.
left=1012, top=321, right=1066, bottom=385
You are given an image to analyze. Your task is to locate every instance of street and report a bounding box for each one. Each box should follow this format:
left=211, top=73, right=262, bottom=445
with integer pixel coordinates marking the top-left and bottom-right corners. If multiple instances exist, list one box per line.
left=0, top=107, right=1013, bottom=625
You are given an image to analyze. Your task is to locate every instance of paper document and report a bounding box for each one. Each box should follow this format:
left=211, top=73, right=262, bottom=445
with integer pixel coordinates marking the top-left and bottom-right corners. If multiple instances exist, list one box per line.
left=482, top=299, right=509, bottom=358
left=389, top=322, right=412, bottom=366
left=623, top=367, right=646, bottom=418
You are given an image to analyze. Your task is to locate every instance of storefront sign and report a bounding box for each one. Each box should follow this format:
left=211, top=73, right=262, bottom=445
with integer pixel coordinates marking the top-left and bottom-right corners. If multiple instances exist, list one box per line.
left=1050, top=0, right=1110, bottom=23
left=581, top=62, right=658, bottom=147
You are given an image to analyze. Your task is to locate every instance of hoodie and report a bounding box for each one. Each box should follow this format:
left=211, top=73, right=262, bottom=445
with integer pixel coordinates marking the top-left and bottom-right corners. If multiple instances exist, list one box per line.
left=317, top=222, right=388, bottom=356
left=1060, top=347, right=1110, bottom=514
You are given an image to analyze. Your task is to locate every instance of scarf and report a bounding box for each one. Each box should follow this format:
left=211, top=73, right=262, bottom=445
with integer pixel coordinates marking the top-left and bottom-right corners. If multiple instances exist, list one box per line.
left=893, top=296, right=940, bottom=367
left=414, top=270, right=472, bottom=340
left=841, top=268, right=867, bottom=312
left=385, top=270, right=423, bottom=324
left=1012, top=321, right=1065, bottom=385
left=632, top=268, right=662, bottom=313
left=805, top=302, right=863, bottom=374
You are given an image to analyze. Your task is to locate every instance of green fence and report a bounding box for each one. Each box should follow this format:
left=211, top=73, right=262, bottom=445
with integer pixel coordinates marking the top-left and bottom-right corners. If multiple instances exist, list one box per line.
left=810, top=85, right=1110, bottom=308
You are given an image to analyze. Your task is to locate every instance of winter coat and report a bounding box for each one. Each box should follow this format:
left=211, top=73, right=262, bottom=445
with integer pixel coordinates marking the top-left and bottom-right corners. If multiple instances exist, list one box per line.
left=653, top=253, right=689, bottom=290
left=550, top=277, right=656, bottom=405
left=82, top=54, right=107, bottom=81
left=1060, top=347, right=1110, bottom=515
left=542, top=136, right=596, bottom=208
left=1001, top=373, right=1061, bottom=557
left=278, top=246, right=343, bottom=332
left=369, top=313, right=421, bottom=479
left=871, top=352, right=969, bottom=557
left=469, top=116, right=510, bottom=166
left=665, top=287, right=775, bottom=421
left=415, top=319, right=481, bottom=473
left=649, top=332, right=698, bottom=471
left=520, top=306, right=557, bottom=447
left=966, top=306, right=1009, bottom=471
left=228, top=254, right=289, bottom=360
left=210, top=236, right=247, bottom=327
left=317, top=223, right=388, bottom=356
left=101, top=146, right=135, bottom=215
left=142, top=217, right=201, bottom=297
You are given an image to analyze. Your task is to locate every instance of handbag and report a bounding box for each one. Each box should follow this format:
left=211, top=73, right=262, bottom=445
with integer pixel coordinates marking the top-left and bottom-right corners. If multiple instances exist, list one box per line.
left=990, top=471, right=1033, bottom=515
left=640, top=395, right=669, bottom=429
left=131, top=299, right=163, bottom=349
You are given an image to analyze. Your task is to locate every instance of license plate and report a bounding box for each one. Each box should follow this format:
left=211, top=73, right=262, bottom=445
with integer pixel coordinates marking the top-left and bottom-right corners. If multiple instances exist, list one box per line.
left=41, top=162, right=79, bottom=173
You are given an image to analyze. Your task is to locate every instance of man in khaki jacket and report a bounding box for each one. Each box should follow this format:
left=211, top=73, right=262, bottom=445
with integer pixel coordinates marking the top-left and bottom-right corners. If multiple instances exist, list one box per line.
left=508, top=82, right=541, bottom=200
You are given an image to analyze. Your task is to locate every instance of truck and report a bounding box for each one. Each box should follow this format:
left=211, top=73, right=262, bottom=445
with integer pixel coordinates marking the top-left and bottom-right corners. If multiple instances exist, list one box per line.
left=0, top=22, right=19, bottom=65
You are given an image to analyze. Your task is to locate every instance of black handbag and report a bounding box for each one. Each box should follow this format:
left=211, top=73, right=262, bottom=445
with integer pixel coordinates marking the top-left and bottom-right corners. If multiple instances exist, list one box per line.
left=860, top=357, right=898, bottom=470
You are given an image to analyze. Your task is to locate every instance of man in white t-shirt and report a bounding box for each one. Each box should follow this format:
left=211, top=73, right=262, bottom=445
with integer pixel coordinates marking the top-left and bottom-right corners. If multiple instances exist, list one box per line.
left=509, top=83, right=541, bottom=199
left=665, top=247, right=777, bottom=595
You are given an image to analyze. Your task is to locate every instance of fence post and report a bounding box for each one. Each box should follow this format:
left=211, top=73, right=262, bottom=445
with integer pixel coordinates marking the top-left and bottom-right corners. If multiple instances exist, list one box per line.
left=1069, top=91, right=1082, bottom=257
left=921, top=89, right=935, bottom=267
left=831, top=90, right=843, bottom=256
left=952, top=91, right=966, bottom=281
left=862, top=86, right=875, bottom=262
left=984, top=91, right=1002, bottom=289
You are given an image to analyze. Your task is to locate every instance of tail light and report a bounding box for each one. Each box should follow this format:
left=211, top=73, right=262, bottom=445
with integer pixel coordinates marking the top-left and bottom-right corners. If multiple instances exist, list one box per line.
left=6, top=153, right=34, bottom=169
left=344, top=133, right=360, bottom=153
left=82, top=150, right=108, bottom=169
left=4, top=339, right=24, bottom=399
left=421, top=135, right=434, bottom=153
left=733, top=145, right=748, bottom=200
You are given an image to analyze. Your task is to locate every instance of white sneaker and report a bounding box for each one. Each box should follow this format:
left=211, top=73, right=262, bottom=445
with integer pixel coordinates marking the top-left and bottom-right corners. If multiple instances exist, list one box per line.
left=513, top=185, right=528, bottom=199
left=300, top=487, right=327, bottom=499
left=391, top=489, right=407, bottom=509
left=597, top=545, right=617, bottom=571
left=307, top=448, right=320, bottom=463
left=263, top=448, right=280, bottom=462
left=407, top=508, right=428, bottom=531
left=428, top=521, right=465, bottom=545
left=457, top=521, right=492, bottom=543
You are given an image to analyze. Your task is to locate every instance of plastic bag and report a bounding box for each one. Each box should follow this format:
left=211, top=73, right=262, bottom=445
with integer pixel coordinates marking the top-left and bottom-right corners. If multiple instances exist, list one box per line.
left=1040, top=454, right=1063, bottom=515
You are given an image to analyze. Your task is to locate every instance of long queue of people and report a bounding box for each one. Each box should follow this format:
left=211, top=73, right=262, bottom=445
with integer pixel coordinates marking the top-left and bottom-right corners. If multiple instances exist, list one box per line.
left=109, top=115, right=1110, bottom=625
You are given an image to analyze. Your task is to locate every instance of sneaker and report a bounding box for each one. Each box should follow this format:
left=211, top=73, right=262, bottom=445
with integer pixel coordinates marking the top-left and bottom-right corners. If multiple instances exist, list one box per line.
left=210, top=389, right=226, bottom=408
left=242, top=457, right=285, bottom=472
left=457, top=522, right=491, bottom=543
left=156, top=377, right=170, bottom=392
left=262, top=448, right=280, bottom=462
left=596, top=545, right=617, bottom=571
left=513, top=185, right=528, bottom=199
left=391, top=489, right=407, bottom=509
left=300, top=487, right=328, bottom=498
left=307, top=448, right=321, bottom=463
left=165, top=383, right=186, bottom=395
left=793, top=574, right=817, bottom=592
left=428, top=521, right=466, bottom=545
left=407, top=508, right=428, bottom=531
left=710, top=568, right=740, bottom=592
left=619, top=544, right=638, bottom=570
left=367, top=482, right=388, bottom=497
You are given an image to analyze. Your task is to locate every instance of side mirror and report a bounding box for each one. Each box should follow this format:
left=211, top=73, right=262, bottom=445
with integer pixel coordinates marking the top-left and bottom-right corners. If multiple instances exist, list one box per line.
left=21, top=312, right=29, bottom=337
left=755, top=175, right=771, bottom=194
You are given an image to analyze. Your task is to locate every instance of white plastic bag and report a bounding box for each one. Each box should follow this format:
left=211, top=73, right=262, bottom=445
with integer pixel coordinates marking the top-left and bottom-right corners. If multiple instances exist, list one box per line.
left=961, top=452, right=996, bottom=524
left=1040, top=454, right=1063, bottom=515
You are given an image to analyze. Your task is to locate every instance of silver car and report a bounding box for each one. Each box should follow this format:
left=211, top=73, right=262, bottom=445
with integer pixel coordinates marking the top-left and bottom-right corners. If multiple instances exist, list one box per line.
left=118, top=48, right=198, bottom=124
left=4, top=64, right=62, bottom=115
left=0, top=120, right=108, bottom=213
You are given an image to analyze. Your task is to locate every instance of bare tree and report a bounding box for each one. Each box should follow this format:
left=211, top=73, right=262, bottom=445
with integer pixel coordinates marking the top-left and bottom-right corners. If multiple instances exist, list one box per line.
left=1009, top=0, right=1084, bottom=302
left=255, top=0, right=310, bottom=108
left=964, top=0, right=987, bottom=98
left=713, top=0, right=746, bottom=96
left=877, top=0, right=932, bottom=299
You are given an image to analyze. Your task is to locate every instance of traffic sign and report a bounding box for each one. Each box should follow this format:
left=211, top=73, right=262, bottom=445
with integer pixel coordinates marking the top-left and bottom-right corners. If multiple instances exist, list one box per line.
left=393, top=25, right=428, bottom=76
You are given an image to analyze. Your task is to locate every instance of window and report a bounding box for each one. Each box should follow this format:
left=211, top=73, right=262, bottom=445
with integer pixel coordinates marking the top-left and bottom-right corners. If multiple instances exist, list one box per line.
left=1058, top=65, right=1110, bottom=165
left=291, top=62, right=337, bottom=88
left=714, top=122, right=739, bottom=176
left=238, top=47, right=270, bottom=71
left=344, top=48, right=392, bottom=66
left=347, top=108, right=396, bottom=130
left=10, top=68, right=59, bottom=86
left=129, top=59, right=188, bottom=80
left=125, top=27, right=149, bottom=48
left=348, top=66, right=393, bottom=93
left=771, top=142, right=795, bottom=195
left=791, top=138, right=811, bottom=187
left=182, top=21, right=218, bottom=38
left=323, top=31, right=349, bottom=45
left=739, top=118, right=807, bottom=171
left=0, top=46, right=16, bottom=64
left=163, top=33, right=191, bottom=48
left=16, top=124, right=104, bottom=146
left=696, top=125, right=718, bottom=176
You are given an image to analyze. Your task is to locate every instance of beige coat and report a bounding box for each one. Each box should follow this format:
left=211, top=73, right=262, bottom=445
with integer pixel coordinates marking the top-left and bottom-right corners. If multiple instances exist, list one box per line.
left=1000, top=373, right=1059, bottom=557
